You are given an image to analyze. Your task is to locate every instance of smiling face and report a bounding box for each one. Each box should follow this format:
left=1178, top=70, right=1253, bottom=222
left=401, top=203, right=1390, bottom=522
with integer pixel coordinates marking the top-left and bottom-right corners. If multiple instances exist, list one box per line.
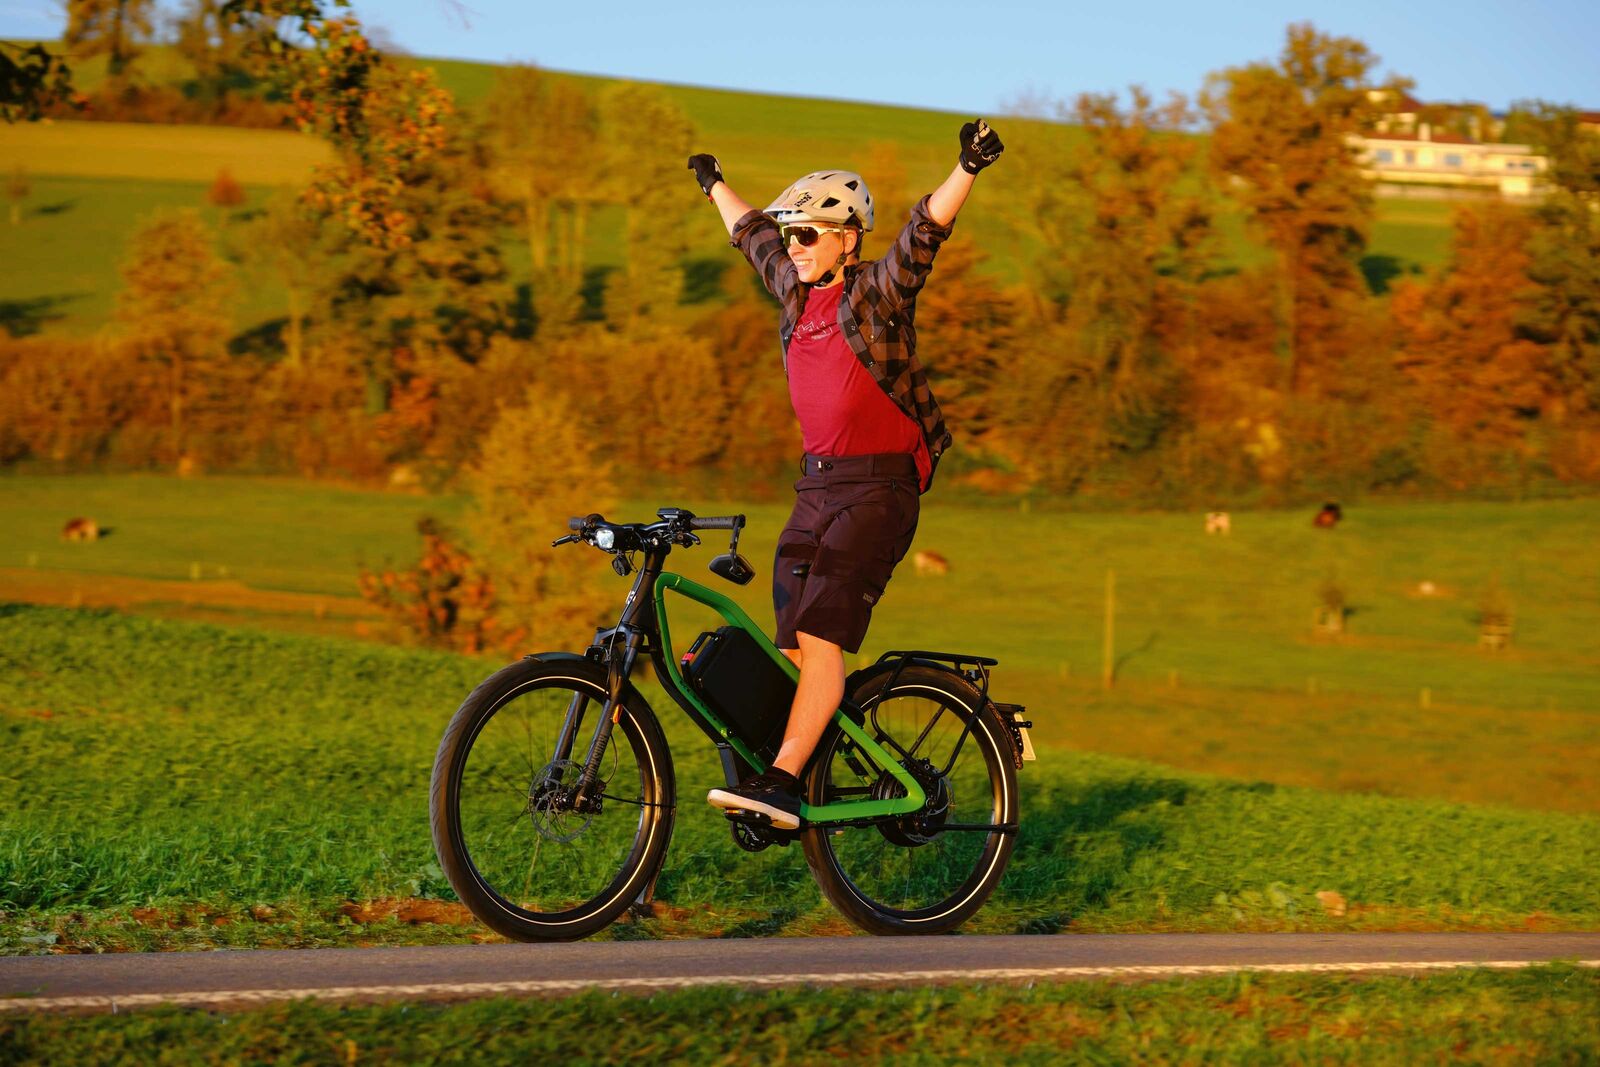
left=786, top=226, right=858, bottom=286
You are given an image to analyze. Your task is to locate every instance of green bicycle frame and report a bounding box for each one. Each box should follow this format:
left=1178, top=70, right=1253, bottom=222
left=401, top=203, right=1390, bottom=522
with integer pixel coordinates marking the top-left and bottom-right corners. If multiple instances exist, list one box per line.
left=651, top=571, right=927, bottom=822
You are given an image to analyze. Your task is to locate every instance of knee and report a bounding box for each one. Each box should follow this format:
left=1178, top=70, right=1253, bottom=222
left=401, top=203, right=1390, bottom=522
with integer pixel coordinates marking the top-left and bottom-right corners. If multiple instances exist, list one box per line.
left=795, top=632, right=844, bottom=673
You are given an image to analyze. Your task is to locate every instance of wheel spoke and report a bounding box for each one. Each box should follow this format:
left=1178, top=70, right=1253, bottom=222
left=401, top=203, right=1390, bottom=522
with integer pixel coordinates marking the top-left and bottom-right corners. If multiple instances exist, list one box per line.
left=441, top=671, right=663, bottom=935
left=809, top=670, right=1015, bottom=931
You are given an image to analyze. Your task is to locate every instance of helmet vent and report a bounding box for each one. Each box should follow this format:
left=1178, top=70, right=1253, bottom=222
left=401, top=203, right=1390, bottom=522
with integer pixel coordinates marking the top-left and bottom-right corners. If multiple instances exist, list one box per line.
left=844, top=179, right=859, bottom=190
left=819, top=197, right=840, bottom=209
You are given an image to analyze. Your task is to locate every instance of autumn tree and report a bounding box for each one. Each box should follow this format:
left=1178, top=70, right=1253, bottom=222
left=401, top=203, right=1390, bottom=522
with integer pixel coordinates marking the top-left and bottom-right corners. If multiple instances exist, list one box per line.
left=1390, top=202, right=1544, bottom=485
left=1014, top=87, right=1218, bottom=487
left=113, top=209, right=236, bottom=463
left=358, top=517, right=512, bottom=653
left=1, top=42, right=76, bottom=122
left=173, top=0, right=272, bottom=101
left=240, top=187, right=326, bottom=368
left=466, top=387, right=616, bottom=649
left=64, top=0, right=154, bottom=82
left=483, top=65, right=601, bottom=334
left=0, top=335, right=135, bottom=464
left=596, top=83, right=696, bottom=325
left=1203, top=22, right=1405, bottom=395
left=1511, top=103, right=1600, bottom=420
left=206, top=167, right=245, bottom=207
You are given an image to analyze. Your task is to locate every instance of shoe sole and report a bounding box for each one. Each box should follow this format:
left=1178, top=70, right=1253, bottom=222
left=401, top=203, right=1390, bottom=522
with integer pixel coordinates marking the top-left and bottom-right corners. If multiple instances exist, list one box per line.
left=705, top=788, right=801, bottom=830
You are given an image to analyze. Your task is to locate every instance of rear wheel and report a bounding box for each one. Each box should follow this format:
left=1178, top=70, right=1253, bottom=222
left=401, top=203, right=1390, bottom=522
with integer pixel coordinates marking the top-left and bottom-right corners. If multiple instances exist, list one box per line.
left=429, top=657, right=675, bottom=941
left=801, top=663, right=1018, bottom=935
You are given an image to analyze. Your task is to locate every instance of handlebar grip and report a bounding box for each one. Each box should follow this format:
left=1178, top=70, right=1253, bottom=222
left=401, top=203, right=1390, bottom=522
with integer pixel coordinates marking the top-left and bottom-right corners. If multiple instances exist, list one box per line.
left=567, top=516, right=585, bottom=531
left=568, top=513, right=604, bottom=531
left=689, top=514, right=745, bottom=531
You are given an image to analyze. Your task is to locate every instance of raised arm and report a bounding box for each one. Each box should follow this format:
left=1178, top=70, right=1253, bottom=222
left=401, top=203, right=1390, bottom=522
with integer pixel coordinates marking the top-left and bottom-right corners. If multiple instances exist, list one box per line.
left=862, top=120, right=1006, bottom=310
left=690, top=152, right=799, bottom=307
left=688, top=154, right=754, bottom=236
left=927, top=119, right=1005, bottom=227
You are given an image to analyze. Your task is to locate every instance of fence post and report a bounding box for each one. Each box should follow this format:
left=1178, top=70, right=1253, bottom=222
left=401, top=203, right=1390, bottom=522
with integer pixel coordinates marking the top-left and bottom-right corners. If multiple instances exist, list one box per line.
left=1102, top=569, right=1115, bottom=690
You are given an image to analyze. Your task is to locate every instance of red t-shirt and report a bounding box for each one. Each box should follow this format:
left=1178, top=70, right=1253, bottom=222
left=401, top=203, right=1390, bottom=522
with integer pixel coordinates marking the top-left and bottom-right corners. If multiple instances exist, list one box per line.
left=786, top=283, right=931, bottom=488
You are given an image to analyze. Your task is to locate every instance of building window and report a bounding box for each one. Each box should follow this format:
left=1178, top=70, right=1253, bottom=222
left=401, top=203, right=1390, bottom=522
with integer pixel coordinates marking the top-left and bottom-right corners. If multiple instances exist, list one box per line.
left=1404, top=150, right=1416, bottom=165
left=1375, top=148, right=1394, bottom=163
left=1444, top=153, right=1463, bottom=167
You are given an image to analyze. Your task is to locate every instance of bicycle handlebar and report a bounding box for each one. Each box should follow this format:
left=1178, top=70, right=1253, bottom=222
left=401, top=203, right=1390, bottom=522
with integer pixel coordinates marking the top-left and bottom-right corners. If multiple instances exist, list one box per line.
left=556, top=509, right=744, bottom=553
left=689, top=514, right=744, bottom=531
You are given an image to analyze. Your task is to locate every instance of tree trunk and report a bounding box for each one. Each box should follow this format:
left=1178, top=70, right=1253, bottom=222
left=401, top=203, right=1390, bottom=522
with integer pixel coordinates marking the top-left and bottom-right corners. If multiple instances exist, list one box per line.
left=1278, top=248, right=1299, bottom=394
left=525, top=192, right=548, bottom=273
left=285, top=286, right=305, bottom=369
left=169, top=349, right=184, bottom=458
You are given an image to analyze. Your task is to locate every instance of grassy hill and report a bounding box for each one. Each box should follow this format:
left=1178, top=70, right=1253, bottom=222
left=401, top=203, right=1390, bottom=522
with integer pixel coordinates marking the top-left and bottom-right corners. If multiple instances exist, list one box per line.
left=3, top=604, right=1596, bottom=956
left=1, top=51, right=1460, bottom=337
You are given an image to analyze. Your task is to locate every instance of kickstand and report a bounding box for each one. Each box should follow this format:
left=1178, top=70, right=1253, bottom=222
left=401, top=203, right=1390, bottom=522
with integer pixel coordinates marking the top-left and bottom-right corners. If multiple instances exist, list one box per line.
left=628, top=865, right=664, bottom=920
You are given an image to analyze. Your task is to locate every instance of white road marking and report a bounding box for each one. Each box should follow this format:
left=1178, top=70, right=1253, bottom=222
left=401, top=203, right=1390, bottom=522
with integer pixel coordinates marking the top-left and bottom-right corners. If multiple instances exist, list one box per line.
left=4, top=959, right=1596, bottom=1015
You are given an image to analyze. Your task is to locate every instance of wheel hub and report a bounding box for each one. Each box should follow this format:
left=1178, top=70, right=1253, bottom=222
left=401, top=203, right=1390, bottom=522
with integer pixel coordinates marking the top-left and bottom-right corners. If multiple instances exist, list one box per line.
left=871, top=757, right=952, bottom=847
left=527, top=759, right=599, bottom=842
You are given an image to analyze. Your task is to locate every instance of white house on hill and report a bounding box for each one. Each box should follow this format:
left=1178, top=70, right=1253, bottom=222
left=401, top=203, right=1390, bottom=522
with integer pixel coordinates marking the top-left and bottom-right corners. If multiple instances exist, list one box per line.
left=1352, top=124, right=1547, bottom=198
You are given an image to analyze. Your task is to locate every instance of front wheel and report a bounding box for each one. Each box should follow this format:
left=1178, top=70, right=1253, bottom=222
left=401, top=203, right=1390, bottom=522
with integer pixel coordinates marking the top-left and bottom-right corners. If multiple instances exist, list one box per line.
left=429, top=657, right=675, bottom=941
left=802, top=663, right=1019, bottom=935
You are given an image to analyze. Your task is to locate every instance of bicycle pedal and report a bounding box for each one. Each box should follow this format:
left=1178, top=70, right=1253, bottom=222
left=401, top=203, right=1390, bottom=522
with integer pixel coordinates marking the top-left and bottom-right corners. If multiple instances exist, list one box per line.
left=723, top=808, right=773, bottom=827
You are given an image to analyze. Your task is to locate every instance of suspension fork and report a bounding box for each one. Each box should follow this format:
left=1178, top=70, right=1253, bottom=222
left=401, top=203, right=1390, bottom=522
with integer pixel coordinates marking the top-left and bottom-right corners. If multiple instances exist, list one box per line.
left=567, top=630, right=639, bottom=811
left=570, top=557, right=661, bottom=809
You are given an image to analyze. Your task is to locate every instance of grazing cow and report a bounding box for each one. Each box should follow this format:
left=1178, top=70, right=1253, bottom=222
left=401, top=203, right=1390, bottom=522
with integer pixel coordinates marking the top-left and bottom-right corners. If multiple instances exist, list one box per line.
left=1204, top=511, right=1231, bottom=535
left=61, top=517, right=100, bottom=541
left=913, top=550, right=949, bottom=577
left=1313, top=503, right=1343, bottom=528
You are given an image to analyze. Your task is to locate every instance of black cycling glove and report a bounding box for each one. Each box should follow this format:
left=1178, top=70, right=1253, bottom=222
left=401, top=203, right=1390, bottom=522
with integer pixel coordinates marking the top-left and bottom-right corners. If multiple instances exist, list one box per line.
left=687, top=154, right=724, bottom=198
left=958, top=119, right=1004, bottom=174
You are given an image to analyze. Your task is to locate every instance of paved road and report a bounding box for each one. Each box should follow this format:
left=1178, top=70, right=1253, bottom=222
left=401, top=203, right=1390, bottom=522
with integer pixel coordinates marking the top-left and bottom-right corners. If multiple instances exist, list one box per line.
left=3, top=933, right=1596, bottom=1014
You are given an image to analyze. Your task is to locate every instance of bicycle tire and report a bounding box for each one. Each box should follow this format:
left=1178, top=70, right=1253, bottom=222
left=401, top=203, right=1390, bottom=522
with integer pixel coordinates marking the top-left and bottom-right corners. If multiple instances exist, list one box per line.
left=801, top=662, right=1018, bottom=935
left=429, top=657, right=675, bottom=941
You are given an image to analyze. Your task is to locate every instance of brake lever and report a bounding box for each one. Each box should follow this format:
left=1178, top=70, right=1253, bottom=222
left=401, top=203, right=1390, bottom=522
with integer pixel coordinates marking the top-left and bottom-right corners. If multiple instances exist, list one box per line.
left=551, top=534, right=581, bottom=547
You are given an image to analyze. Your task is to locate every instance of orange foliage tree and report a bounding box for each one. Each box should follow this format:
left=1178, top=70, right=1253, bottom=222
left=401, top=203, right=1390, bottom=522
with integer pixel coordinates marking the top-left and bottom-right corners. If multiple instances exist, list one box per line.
left=466, top=387, right=618, bottom=650
left=112, top=209, right=238, bottom=466
left=1010, top=87, right=1217, bottom=490
left=358, top=517, right=514, bottom=654
left=1391, top=203, right=1544, bottom=485
left=1204, top=23, right=1404, bottom=396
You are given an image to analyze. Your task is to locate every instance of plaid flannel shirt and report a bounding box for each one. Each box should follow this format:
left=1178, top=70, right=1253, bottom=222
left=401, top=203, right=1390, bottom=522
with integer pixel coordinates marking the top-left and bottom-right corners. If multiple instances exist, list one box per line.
left=730, top=194, right=956, bottom=490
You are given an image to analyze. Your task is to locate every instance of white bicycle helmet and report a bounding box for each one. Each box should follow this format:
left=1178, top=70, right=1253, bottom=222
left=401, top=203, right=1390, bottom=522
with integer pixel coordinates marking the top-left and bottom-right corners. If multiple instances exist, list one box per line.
left=764, top=170, right=874, bottom=231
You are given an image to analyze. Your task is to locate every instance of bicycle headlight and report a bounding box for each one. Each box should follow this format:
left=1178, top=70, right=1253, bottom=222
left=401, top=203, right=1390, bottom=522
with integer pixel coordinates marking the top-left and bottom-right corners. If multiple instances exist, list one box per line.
left=594, top=528, right=615, bottom=550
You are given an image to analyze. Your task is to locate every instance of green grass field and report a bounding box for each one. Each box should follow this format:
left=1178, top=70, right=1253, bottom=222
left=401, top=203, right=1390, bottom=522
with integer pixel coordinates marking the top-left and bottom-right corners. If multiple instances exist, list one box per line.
left=4, top=473, right=1598, bottom=819
left=4, top=967, right=1596, bottom=1064
left=3, top=600, right=1597, bottom=953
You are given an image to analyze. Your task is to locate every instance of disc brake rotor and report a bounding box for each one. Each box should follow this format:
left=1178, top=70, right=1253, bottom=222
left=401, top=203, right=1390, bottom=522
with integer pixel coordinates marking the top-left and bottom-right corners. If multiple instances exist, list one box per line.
left=527, top=759, right=598, bottom=843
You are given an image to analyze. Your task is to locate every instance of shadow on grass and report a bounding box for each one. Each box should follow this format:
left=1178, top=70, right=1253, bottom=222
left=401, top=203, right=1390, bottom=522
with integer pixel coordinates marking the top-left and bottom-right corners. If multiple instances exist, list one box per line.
left=0, top=294, right=85, bottom=337
left=29, top=199, right=78, bottom=218
left=1000, top=775, right=1193, bottom=932
left=720, top=905, right=805, bottom=939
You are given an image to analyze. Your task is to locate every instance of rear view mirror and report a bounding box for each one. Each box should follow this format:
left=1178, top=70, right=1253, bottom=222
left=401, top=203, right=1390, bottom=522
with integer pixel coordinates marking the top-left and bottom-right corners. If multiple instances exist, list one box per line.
left=710, top=552, right=755, bottom=586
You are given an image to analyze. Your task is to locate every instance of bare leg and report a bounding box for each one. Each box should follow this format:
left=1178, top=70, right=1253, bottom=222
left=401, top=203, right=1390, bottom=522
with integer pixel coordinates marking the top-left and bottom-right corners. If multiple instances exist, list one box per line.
left=772, top=631, right=844, bottom=777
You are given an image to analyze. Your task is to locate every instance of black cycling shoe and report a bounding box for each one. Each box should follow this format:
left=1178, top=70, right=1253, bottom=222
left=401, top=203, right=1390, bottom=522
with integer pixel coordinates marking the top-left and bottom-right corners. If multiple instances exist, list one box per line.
left=707, top=769, right=803, bottom=830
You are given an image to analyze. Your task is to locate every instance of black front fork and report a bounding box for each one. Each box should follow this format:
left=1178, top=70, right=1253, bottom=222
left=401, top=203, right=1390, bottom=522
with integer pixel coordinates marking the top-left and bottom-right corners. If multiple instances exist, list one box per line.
left=569, top=554, right=662, bottom=811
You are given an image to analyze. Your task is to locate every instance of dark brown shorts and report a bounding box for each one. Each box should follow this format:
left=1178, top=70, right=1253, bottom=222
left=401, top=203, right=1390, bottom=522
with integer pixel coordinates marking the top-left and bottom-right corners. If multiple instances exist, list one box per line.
left=773, top=453, right=920, bottom=654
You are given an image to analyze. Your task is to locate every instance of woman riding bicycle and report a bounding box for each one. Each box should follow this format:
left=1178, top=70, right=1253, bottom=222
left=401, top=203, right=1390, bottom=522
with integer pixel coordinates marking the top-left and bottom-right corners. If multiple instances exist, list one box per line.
left=686, top=119, right=1005, bottom=829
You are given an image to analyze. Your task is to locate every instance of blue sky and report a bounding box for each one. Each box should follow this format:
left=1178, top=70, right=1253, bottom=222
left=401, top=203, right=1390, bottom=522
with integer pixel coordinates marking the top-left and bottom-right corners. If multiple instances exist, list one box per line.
left=6, top=0, right=1596, bottom=115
